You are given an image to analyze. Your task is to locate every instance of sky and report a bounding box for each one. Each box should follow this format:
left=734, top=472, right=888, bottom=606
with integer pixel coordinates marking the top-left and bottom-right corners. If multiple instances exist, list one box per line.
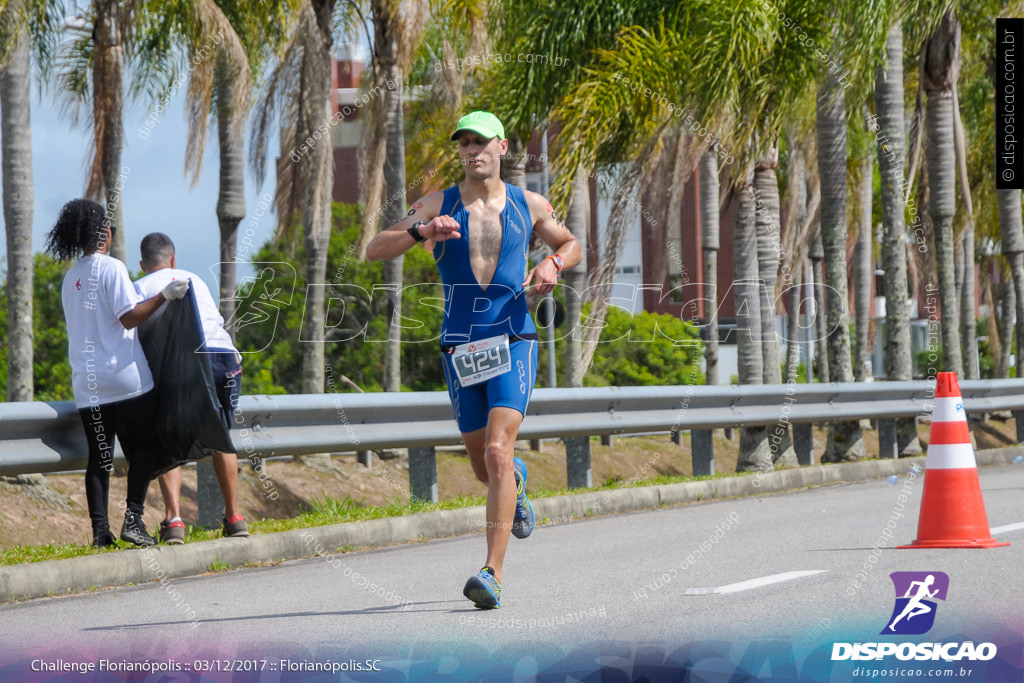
left=1, top=75, right=280, bottom=295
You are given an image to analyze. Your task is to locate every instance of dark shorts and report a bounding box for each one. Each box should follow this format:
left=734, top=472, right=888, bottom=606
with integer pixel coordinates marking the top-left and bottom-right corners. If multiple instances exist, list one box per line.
left=208, top=350, right=242, bottom=432
left=441, top=338, right=538, bottom=433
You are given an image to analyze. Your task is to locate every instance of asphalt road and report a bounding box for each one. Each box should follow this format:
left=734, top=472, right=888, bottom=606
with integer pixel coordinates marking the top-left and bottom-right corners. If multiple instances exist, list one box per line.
left=1, top=465, right=1021, bottom=681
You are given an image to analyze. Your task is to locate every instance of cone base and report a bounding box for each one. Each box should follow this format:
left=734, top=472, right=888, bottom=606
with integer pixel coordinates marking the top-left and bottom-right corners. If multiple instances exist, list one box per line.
left=898, top=538, right=1010, bottom=549
left=908, top=469, right=1004, bottom=548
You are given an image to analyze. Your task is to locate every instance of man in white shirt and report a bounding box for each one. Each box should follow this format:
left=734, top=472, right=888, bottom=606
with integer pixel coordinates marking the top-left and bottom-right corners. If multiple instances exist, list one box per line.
left=134, top=233, right=248, bottom=542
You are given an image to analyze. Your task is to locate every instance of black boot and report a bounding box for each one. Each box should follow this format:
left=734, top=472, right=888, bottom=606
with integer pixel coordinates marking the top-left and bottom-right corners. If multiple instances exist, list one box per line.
left=92, top=527, right=117, bottom=548
left=120, top=510, right=156, bottom=547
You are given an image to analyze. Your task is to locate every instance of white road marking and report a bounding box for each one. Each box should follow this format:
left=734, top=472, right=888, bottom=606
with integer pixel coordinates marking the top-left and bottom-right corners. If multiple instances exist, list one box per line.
left=685, top=570, right=829, bottom=596
left=990, top=521, right=1024, bottom=535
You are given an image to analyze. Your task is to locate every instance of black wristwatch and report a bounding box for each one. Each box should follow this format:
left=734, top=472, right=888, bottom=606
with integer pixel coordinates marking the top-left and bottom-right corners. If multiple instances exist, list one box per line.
left=408, top=221, right=428, bottom=242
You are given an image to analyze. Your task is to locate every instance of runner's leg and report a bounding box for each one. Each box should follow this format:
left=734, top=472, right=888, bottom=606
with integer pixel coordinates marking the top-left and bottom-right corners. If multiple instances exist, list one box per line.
left=478, top=406, right=523, bottom=582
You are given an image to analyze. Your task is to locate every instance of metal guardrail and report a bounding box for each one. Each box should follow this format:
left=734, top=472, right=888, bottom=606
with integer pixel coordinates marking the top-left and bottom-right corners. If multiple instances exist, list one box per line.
left=3, top=380, right=1024, bottom=501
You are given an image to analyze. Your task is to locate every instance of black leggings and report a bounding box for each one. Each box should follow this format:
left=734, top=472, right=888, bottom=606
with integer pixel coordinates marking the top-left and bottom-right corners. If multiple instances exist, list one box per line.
left=78, top=391, right=158, bottom=533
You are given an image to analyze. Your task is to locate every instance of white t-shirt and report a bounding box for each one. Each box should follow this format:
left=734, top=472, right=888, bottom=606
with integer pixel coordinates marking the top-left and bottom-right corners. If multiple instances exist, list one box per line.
left=134, top=267, right=239, bottom=355
left=62, top=253, right=155, bottom=408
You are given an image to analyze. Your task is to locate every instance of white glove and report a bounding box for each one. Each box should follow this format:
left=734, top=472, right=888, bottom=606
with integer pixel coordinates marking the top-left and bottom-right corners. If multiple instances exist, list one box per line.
left=161, top=278, right=190, bottom=301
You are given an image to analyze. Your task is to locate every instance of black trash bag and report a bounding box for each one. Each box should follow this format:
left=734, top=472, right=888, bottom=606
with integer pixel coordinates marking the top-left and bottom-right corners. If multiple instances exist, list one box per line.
left=138, top=286, right=233, bottom=478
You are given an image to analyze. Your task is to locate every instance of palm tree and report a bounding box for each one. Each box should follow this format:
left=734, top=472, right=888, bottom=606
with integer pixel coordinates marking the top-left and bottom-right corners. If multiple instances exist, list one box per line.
left=853, top=117, right=872, bottom=382
left=816, top=66, right=865, bottom=462
left=134, top=0, right=290, bottom=326
left=874, top=23, right=921, bottom=454
left=545, top=5, right=780, bottom=381
left=997, top=273, right=1015, bottom=378
left=359, top=0, right=427, bottom=392
left=780, top=129, right=818, bottom=386
left=92, top=0, right=127, bottom=261
left=0, top=0, right=34, bottom=401
left=999, top=189, right=1024, bottom=375
left=700, top=148, right=720, bottom=386
left=922, top=8, right=964, bottom=376
left=753, top=142, right=797, bottom=465
left=733, top=161, right=770, bottom=471
left=952, top=56, right=978, bottom=378
left=563, top=170, right=589, bottom=386
left=808, top=228, right=829, bottom=383
left=251, top=0, right=337, bottom=394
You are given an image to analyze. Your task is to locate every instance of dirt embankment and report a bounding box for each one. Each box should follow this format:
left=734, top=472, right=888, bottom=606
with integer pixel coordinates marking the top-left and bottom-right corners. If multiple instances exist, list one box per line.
left=1, top=418, right=1016, bottom=552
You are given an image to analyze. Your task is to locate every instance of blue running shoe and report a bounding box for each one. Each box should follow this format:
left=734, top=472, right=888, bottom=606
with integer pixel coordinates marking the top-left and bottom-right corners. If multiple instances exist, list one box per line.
left=463, top=566, right=501, bottom=609
left=512, top=456, right=534, bottom=539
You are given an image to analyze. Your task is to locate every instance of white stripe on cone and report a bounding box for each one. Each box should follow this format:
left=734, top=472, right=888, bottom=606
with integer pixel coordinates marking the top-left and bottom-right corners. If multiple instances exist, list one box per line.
left=925, top=443, right=978, bottom=470
left=931, top=397, right=966, bottom=423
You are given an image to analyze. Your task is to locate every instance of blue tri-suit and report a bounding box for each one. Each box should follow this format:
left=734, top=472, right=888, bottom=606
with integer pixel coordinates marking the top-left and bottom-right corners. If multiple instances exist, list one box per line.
left=434, top=183, right=539, bottom=433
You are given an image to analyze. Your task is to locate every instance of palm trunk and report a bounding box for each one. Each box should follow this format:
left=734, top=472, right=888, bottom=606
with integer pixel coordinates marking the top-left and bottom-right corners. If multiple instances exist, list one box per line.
left=782, top=133, right=809, bottom=386
left=753, top=144, right=782, bottom=385
left=753, top=144, right=796, bottom=465
left=564, top=169, right=589, bottom=387
left=998, top=275, right=1015, bottom=378
left=380, top=60, right=405, bottom=393
left=93, top=0, right=126, bottom=261
left=785, top=267, right=803, bottom=383
left=579, top=157, right=652, bottom=375
left=952, top=76, right=978, bottom=379
left=854, top=141, right=872, bottom=382
left=300, top=0, right=336, bottom=394
left=500, top=135, right=526, bottom=189
left=1, top=9, right=34, bottom=401
left=215, top=54, right=246, bottom=328
left=998, top=188, right=1024, bottom=378
left=700, top=149, right=720, bottom=385
left=923, top=10, right=963, bottom=377
left=811, top=254, right=827, bottom=385
left=875, top=24, right=920, bottom=454
left=816, top=69, right=864, bottom=462
left=733, top=163, right=770, bottom=472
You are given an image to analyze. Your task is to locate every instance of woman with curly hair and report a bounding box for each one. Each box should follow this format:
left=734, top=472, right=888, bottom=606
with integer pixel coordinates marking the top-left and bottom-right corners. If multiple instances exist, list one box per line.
left=46, top=199, right=190, bottom=547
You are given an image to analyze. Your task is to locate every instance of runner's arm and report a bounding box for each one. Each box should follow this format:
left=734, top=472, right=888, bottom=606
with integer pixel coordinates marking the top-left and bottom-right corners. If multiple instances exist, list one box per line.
left=365, top=191, right=458, bottom=261
left=522, top=191, right=582, bottom=296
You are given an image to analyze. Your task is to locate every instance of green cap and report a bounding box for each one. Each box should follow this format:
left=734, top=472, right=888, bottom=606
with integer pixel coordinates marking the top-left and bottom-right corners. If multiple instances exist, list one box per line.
left=450, top=111, right=506, bottom=141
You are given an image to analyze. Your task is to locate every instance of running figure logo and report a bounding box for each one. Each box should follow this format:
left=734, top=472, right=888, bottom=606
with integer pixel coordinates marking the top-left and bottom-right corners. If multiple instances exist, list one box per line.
left=881, top=571, right=949, bottom=635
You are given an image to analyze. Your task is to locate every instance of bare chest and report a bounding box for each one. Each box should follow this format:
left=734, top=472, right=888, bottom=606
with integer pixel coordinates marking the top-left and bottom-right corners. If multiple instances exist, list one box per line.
left=466, top=206, right=504, bottom=288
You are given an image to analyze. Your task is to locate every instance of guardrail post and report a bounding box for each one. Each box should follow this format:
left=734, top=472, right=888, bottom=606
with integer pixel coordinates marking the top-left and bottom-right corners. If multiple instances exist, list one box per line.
left=690, top=430, right=714, bottom=476
left=529, top=439, right=543, bottom=452
left=601, top=435, right=614, bottom=447
left=793, top=424, right=814, bottom=465
left=408, top=446, right=438, bottom=503
left=197, top=459, right=223, bottom=528
left=357, top=451, right=371, bottom=467
left=671, top=429, right=683, bottom=446
left=565, top=437, right=592, bottom=489
left=1016, top=411, right=1024, bottom=443
left=878, top=419, right=898, bottom=459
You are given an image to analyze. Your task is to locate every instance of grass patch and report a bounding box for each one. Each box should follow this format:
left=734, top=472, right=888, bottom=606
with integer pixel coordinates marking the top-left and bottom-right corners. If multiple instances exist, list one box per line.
left=0, top=541, right=120, bottom=566
left=0, top=464, right=815, bottom=568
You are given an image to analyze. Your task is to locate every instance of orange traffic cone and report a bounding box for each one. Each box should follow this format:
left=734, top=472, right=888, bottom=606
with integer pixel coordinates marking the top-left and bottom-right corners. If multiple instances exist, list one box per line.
left=899, top=372, right=1009, bottom=549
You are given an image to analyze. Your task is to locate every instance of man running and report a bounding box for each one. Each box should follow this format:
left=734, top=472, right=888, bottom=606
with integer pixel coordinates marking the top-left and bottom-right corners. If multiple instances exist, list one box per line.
left=366, top=111, right=581, bottom=608
left=888, top=574, right=939, bottom=631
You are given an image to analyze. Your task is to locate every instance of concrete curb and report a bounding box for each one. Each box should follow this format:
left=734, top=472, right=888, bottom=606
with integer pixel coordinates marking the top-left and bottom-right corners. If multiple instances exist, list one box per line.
left=2, top=447, right=1021, bottom=603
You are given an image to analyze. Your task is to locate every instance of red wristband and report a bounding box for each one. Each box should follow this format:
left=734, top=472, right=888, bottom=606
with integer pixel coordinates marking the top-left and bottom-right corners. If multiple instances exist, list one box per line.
left=547, top=253, right=564, bottom=272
